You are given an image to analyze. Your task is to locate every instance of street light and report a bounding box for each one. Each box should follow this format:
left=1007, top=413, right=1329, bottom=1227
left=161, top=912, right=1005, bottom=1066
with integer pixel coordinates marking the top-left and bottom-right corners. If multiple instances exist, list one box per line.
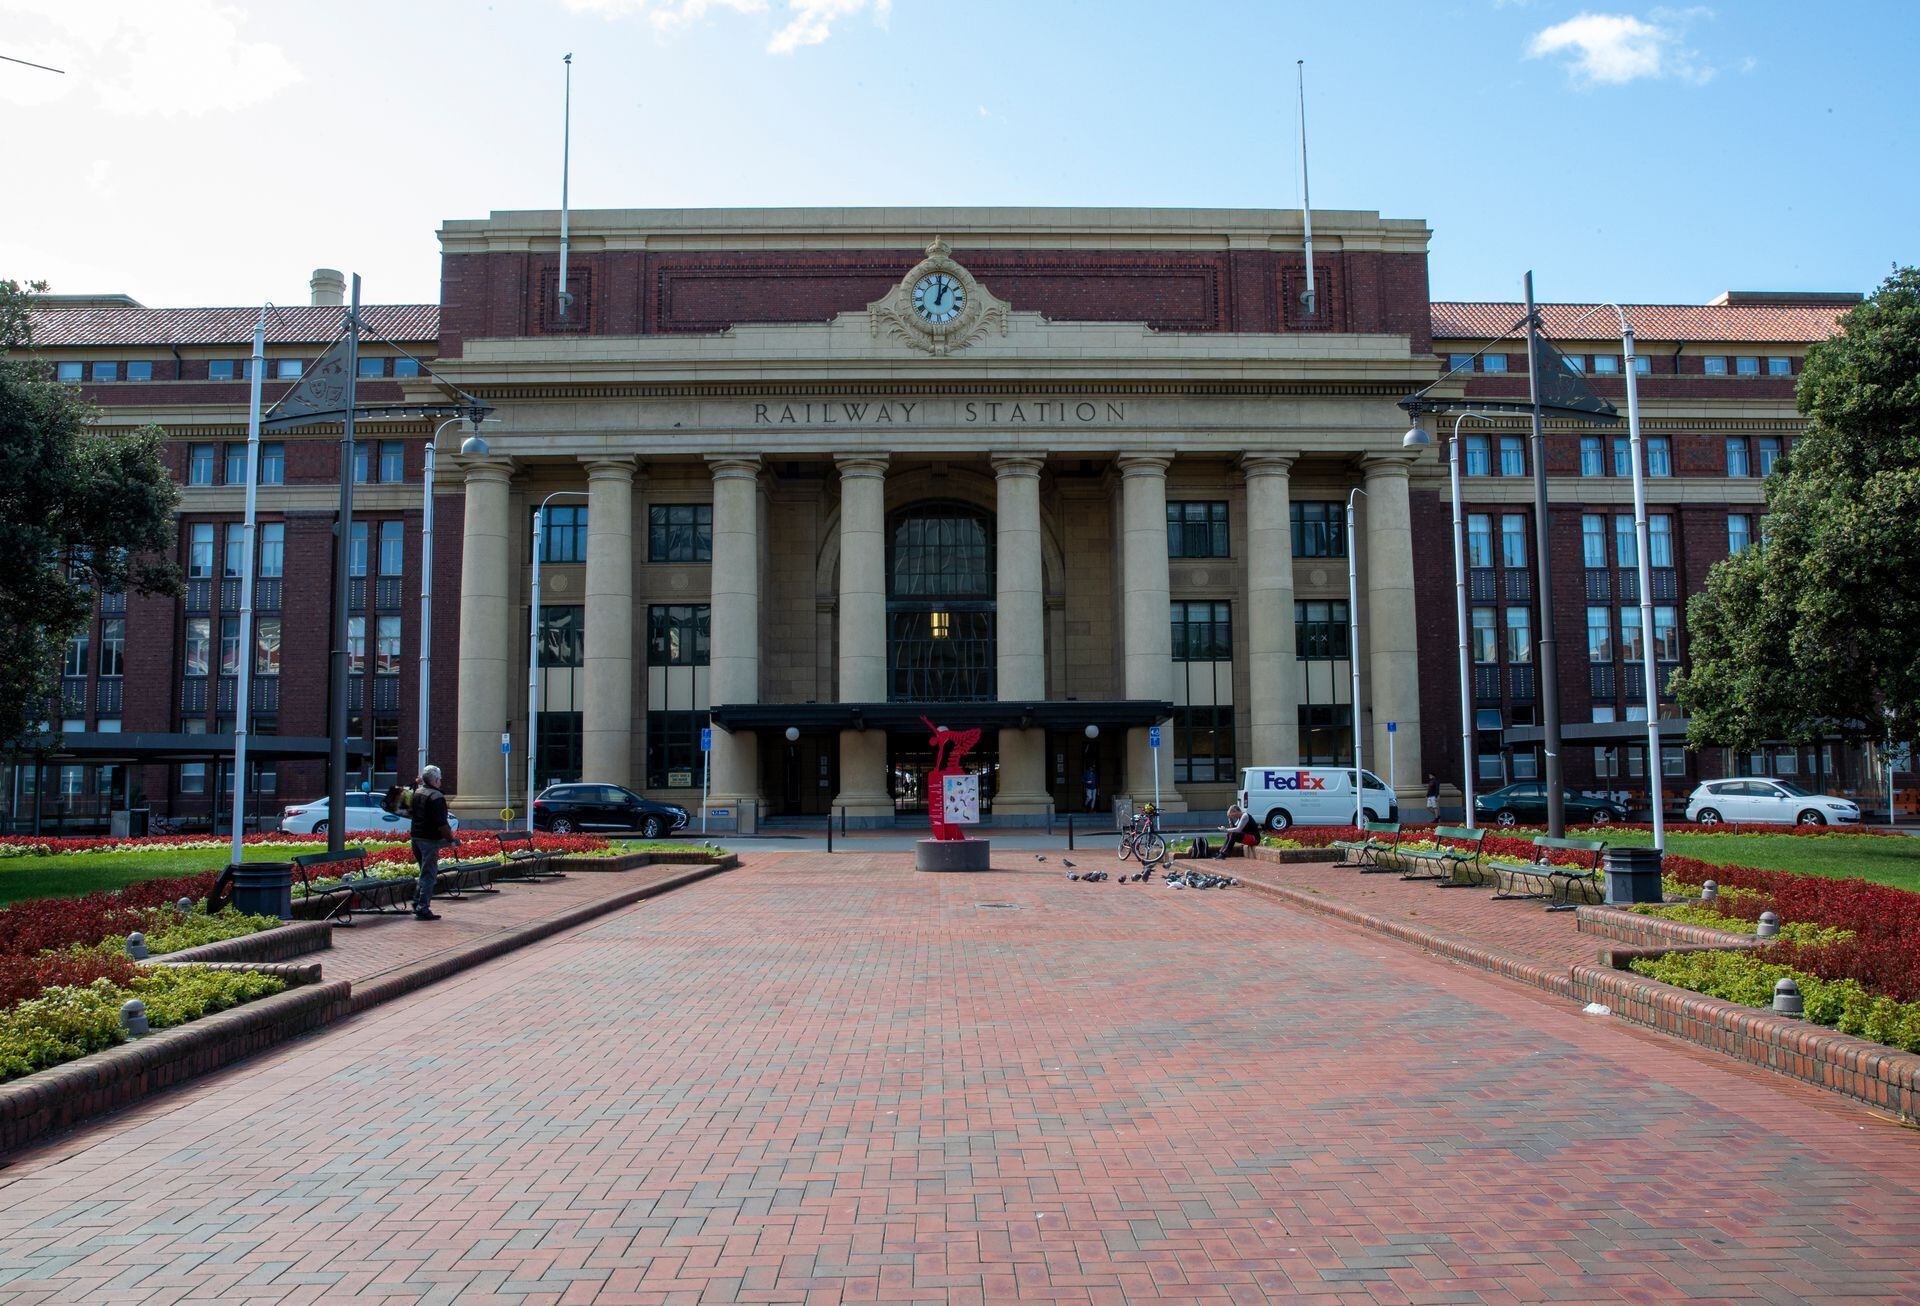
left=1425, top=412, right=1502, bottom=830
left=418, top=416, right=496, bottom=779
left=1346, top=484, right=1368, bottom=829
left=527, top=489, right=588, bottom=831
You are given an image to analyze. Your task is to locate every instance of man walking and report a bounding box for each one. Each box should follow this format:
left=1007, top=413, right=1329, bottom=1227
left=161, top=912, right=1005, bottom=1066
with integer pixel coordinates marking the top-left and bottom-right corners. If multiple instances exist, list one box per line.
left=1425, top=773, right=1441, bottom=823
left=411, top=765, right=452, bottom=921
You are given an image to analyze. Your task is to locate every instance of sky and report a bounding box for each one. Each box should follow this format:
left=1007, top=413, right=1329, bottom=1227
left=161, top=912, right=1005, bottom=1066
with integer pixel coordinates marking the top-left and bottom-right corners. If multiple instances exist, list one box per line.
left=3, top=0, right=1916, bottom=310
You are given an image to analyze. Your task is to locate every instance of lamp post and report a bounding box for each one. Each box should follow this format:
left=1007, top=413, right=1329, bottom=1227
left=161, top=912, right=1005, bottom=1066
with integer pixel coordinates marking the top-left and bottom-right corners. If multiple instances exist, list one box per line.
left=1449, top=412, right=1500, bottom=829
left=1346, top=486, right=1367, bottom=828
left=527, top=489, right=587, bottom=832
left=416, top=417, right=487, bottom=780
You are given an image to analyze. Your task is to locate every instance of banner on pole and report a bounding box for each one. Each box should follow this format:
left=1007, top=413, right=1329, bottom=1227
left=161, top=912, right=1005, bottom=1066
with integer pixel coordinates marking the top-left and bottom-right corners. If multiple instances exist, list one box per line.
left=1529, top=333, right=1619, bottom=421
left=261, top=329, right=356, bottom=429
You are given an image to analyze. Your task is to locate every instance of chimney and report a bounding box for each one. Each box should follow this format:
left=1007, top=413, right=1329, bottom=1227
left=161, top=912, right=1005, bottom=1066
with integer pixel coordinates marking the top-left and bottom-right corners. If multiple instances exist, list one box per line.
left=309, top=268, right=346, bottom=307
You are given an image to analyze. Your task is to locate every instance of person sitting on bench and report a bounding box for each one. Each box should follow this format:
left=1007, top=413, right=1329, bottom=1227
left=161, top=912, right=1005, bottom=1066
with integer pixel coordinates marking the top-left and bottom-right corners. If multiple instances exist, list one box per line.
left=1212, top=803, right=1259, bottom=860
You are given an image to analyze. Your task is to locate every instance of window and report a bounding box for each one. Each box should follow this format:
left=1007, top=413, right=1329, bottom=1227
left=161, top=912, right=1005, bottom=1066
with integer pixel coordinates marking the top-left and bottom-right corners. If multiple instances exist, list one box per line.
left=646, top=710, right=706, bottom=789
left=187, top=523, right=215, bottom=578
left=1662, top=746, right=1686, bottom=776
left=1447, top=353, right=1473, bottom=373
left=378, top=441, right=404, bottom=483
left=1475, top=707, right=1503, bottom=731
left=1728, top=513, right=1753, bottom=554
left=348, top=521, right=369, bottom=577
left=1580, top=436, right=1603, bottom=477
left=188, top=444, right=216, bottom=485
left=1611, top=437, right=1631, bottom=478
left=1618, top=607, right=1644, bottom=662
left=392, top=357, right=421, bottom=378
left=647, top=605, right=710, bottom=666
left=90, top=361, right=118, bottom=382
left=1646, top=437, right=1672, bottom=477
left=1593, top=705, right=1617, bottom=723
left=1478, top=753, right=1506, bottom=782
left=1482, top=353, right=1508, bottom=374
left=99, top=619, right=124, bottom=677
left=179, top=761, right=206, bottom=795
left=1500, top=514, right=1528, bottom=569
left=1166, top=501, right=1228, bottom=558
left=208, top=359, right=238, bottom=381
left=1504, top=607, right=1532, bottom=663
left=1704, top=356, right=1729, bottom=376
left=224, top=443, right=246, bottom=484
left=127, top=361, right=153, bottom=381
left=1591, top=354, right=1620, bottom=375
left=1726, top=437, right=1750, bottom=477
left=57, top=361, right=84, bottom=383
left=537, top=711, right=584, bottom=789
left=1582, top=514, right=1607, bottom=568
left=1649, top=514, right=1674, bottom=568
left=1564, top=354, right=1585, bottom=373
left=1653, top=605, right=1680, bottom=661
left=1465, top=514, right=1493, bottom=568
left=357, top=357, right=386, bottom=378
left=184, top=617, right=210, bottom=676
left=275, top=358, right=303, bottom=380
left=1173, top=703, right=1235, bottom=784
left=1586, top=607, right=1612, bottom=662
left=61, top=633, right=88, bottom=678
left=1471, top=608, right=1498, bottom=664
left=347, top=616, right=365, bottom=675
left=1289, top=501, right=1346, bottom=558
left=1614, top=515, right=1637, bottom=567
left=259, top=522, right=284, bottom=577
left=255, top=618, right=280, bottom=676
left=223, top=524, right=245, bottom=578
left=259, top=441, right=283, bottom=485
left=1463, top=435, right=1491, bottom=477
left=214, top=617, right=241, bottom=676
left=378, top=520, right=404, bottom=576
left=640, top=500, right=716, bottom=563
left=1297, top=704, right=1351, bottom=766
left=1511, top=750, right=1539, bottom=779
left=1735, top=356, right=1760, bottom=376
left=1757, top=435, right=1783, bottom=476
left=375, top=616, right=401, bottom=675
left=1170, top=601, right=1232, bottom=662
left=1498, top=435, right=1526, bottom=477
left=1294, top=601, right=1348, bottom=660
left=1633, top=355, right=1651, bottom=375
left=1767, top=357, right=1791, bottom=376
left=538, top=605, right=584, bottom=667
left=352, top=442, right=369, bottom=484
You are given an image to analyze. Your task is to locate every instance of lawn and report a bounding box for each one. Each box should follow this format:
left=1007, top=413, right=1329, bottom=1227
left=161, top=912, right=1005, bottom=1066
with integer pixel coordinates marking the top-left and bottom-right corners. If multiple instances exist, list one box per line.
left=1596, top=828, right=1920, bottom=893
left=0, top=845, right=348, bottom=908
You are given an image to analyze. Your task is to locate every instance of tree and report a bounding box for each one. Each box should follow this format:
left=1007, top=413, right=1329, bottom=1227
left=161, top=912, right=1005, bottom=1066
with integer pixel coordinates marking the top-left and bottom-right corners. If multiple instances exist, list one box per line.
left=0, top=279, right=181, bottom=752
left=1673, top=266, right=1920, bottom=753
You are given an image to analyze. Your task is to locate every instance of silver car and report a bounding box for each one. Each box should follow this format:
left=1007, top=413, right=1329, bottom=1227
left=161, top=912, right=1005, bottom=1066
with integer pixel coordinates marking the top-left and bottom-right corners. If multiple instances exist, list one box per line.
left=1685, top=778, right=1860, bottom=826
left=279, top=791, right=461, bottom=837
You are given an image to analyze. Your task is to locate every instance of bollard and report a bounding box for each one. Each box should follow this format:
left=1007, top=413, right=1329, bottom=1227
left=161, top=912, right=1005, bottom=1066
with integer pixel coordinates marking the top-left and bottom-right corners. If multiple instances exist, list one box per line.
left=826, top=811, right=833, bottom=855
left=120, top=999, right=149, bottom=1037
left=124, top=931, right=149, bottom=961
left=1756, top=911, right=1781, bottom=939
left=1700, top=880, right=1718, bottom=902
left=176, top=897, right=195, bottom=914
left=1772, top=977, right=1804, bottom=1016
left=1067, top=814, right=1075, bottom=851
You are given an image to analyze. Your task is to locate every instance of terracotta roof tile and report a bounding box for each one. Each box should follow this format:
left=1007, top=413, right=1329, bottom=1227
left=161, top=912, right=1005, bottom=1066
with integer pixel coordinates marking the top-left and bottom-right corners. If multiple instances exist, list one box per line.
left=27, top=304, right=439, bottom=349
left=1432, top=301, right=1847, bottom=345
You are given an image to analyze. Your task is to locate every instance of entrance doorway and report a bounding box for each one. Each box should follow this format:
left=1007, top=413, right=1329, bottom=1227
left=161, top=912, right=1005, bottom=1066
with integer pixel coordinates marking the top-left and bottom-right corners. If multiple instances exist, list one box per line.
left=761, top=729, right=837, bottom=817
left=1048, top=728, right=1122, bottom=814
left=888, top=728, right=998, bottom=818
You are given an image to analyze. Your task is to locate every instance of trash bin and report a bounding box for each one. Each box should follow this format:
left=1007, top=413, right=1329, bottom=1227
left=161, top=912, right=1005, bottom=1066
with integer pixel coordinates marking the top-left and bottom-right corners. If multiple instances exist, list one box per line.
left=1603, top=845, right=1664, bottom=906
left=232, top=862, right=294, bottom=920
left=129, top=807, right=150, bottom=838
left=110, top=810, right=131, bottom=838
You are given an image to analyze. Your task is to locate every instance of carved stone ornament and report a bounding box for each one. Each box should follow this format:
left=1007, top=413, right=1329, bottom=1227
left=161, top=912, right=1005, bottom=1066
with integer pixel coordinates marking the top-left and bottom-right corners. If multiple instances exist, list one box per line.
left=867, top=236, right=1011, bottom=356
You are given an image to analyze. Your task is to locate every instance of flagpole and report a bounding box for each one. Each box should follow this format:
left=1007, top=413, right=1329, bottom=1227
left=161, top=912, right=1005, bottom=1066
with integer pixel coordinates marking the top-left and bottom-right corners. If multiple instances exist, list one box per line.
left=1523, top=271, right=1568, bottom=839
left=228, top=307, right=267, bottom=868
left=1296, top=59, right=1315, bottom=319
left=557, top=53, right=574, bottom=319
left=326, top=276, right=362, bottom=856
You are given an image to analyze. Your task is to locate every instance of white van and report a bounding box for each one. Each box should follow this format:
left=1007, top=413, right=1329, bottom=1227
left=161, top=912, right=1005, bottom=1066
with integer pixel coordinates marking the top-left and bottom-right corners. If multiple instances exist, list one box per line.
left=1237, top=766, right=1398, bottom=831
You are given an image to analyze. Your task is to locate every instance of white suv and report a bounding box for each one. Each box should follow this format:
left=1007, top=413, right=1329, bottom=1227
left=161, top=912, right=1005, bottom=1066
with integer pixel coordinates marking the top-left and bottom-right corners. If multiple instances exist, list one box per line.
left=1685, top=778, right=1860, bottom=826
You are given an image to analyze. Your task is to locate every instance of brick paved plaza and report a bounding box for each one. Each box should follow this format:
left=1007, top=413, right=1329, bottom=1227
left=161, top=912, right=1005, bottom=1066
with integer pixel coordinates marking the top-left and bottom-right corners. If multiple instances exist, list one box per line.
left=1, top=851, right=1917, bottom=1303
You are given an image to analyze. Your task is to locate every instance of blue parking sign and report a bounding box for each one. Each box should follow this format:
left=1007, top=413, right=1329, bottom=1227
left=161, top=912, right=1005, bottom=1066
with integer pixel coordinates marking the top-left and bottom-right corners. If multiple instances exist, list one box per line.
left=1148, top=726, right=1161, bottom=749
left=1387, top=721, right=1397, bottom=734
left=700, top=727, right=712, bottom=752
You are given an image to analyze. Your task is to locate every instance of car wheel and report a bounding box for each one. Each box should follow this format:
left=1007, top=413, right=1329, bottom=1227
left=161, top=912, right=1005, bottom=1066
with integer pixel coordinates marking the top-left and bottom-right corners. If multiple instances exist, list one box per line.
left=551, top=816, right=576, bottom=835
left=1696, top=808, right=1722, bottom=825
left=640, top=816, right=664, bottom=839
left=1797, top=809, right=1826, bottom=826
left=1263, top=809, right=1292, bottom=833
left=1495, top=809, right=1519, bottom=827
left=312, top=820, right=328, bottom=836
left=1363, top=808, right=1383, bottom=825
left=1590, top=809, right=1613, bottom=825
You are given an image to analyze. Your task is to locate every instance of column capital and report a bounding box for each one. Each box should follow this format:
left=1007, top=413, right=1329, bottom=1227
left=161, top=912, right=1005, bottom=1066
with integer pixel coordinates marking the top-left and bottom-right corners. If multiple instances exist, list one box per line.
left=706, top=454, right=763, bottom=482
left=458, top=455, right=515, bottom=485
left=1114, top=451, right=1174, bottom=478
left=834, top=454, right=890, bottom=480
left=1360, top=451, right=1420, bottom=479
left=990, top=452, right=1046, bottom=478
left=583, top=455, right=638, bottom=481
left=1239, top=452, right=1297, bottom=478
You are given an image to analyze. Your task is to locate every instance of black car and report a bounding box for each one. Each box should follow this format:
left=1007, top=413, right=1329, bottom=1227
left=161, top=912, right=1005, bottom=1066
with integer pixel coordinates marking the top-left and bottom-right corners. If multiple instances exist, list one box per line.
left=1474, top=782, right=1630, bottom=827
left=533, top=784, right=690, bottom=837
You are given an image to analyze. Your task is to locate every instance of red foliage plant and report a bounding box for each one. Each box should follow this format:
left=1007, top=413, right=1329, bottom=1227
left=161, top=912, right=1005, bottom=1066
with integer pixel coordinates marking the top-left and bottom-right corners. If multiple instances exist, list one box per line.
left=0, top=951, right=140, bottom=1011
left=0, top=872, right=219, bottom=961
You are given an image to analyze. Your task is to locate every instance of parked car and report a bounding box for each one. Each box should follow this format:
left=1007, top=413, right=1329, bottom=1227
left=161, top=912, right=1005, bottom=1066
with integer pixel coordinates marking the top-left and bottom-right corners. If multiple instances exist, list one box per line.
left=1686, top=778, right=1860, bottom=826
left=280, top=791, right=460, bottom=837
left=1474, top=782, right=1629, bottom=827
left=533, top=784, right=690, bottom=837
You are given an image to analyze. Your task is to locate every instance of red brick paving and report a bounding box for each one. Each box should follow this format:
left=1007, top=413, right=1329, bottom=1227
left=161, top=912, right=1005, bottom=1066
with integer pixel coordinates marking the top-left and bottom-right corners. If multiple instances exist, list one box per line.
left=0, top=850, right=1915, bottom=1303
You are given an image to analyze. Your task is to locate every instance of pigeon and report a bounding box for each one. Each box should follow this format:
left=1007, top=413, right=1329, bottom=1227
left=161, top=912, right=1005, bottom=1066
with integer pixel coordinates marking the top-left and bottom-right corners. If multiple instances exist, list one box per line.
left=1035, top=855, right=1047, bottom=863
left=1068, top=872, right=1079, bottom=881
left=1061, top=859, right=1075, bottom=868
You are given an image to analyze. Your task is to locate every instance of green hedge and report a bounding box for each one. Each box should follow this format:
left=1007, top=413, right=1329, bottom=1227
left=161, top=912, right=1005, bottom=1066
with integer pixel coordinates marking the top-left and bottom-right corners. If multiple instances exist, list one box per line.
left=0, top=966, right=288, bottom=1082
left=1630, top=949, right=1920, bottom=1054
left=1629, top=901, right=1851, bottom=945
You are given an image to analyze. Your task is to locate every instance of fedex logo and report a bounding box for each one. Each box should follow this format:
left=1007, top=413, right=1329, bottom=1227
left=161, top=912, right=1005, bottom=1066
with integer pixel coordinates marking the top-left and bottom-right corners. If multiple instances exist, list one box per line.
left=1261, top=770, right=1326, bottom=791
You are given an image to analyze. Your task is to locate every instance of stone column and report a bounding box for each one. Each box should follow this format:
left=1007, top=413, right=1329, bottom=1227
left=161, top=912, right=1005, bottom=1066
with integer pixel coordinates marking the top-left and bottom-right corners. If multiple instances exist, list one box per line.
left=706, top=455, right=763, bottom=832
left=1363, top=454, right=1423, bottom=805
left=1117, top=452, right=1184, bottom=811
left=452, top=457, right=514, bottom=821
left=583, top=457, right=636, bottom=789
left=1242, top=453, right=1299, bottom=766
left=993, top=454, right=1051, bottom=820
left=832, top=455, right=893, bottom=826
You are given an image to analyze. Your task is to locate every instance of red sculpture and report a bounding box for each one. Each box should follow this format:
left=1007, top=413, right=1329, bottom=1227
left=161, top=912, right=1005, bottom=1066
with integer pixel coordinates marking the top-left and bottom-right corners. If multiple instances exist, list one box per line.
left=921, top=715, right=982, bottom=841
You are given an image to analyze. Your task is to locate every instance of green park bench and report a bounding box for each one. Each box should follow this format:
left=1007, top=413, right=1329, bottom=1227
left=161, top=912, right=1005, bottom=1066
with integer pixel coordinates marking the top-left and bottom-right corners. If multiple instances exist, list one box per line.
left=1488, top=835, right=1609, bottom=911
left=1397, top=825, right=1487, bottom=884
left=1332, top=821, right=1401, bottom=870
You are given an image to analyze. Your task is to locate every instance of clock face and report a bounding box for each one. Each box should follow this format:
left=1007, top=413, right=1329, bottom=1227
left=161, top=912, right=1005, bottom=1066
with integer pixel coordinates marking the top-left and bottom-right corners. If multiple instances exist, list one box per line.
left=912, top=273, right=966, bottom=325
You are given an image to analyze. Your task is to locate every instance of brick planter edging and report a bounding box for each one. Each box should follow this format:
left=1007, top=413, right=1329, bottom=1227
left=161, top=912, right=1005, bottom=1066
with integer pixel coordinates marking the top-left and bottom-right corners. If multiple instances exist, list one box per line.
left=1574, top=904, right=1765, bottom=951
left=151, top=920, right=334, bottom=966
left=0, top=976, right=353, bottom=1156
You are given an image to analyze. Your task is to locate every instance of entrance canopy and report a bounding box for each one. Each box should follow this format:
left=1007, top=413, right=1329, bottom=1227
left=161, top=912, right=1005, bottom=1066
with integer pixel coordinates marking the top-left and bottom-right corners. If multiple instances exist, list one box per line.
left=709, top=700, right=1173, bottom=733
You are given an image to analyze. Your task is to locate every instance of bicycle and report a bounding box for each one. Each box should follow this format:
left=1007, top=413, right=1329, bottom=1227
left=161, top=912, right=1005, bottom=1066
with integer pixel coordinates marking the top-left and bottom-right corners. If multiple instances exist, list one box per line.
left=1117, top=803, right=1169, bottom=866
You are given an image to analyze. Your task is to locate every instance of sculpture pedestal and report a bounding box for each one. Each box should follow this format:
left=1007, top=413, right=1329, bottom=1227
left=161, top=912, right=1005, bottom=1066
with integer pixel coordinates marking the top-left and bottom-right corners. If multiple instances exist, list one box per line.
left=916, top=839, right=991, bottom=872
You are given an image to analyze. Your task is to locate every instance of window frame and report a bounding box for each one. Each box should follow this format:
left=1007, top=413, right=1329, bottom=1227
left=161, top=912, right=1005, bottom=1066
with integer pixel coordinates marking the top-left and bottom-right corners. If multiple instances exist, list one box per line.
left=647, top=503, right=714, bottom=564
left=1165, top=500, right=1229, bottom=560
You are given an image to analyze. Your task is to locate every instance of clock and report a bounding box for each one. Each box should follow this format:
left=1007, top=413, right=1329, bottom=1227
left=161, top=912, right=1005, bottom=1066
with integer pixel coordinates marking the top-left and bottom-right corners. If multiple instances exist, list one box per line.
left=911, top=273, right=966, bottom=324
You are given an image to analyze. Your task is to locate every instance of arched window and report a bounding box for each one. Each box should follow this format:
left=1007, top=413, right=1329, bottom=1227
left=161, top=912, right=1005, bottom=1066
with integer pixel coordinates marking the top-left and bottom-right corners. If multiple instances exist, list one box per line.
left=886, top=504, right=995, bottom=701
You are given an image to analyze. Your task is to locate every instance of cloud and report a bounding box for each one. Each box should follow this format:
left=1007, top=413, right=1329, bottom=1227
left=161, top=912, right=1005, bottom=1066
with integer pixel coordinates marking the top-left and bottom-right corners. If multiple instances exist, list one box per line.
left=1526, top=8, right=1716, bottom=86
left=0, top=0, right=299, bottom=116
left=559, top=0, right=890, bottom=53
